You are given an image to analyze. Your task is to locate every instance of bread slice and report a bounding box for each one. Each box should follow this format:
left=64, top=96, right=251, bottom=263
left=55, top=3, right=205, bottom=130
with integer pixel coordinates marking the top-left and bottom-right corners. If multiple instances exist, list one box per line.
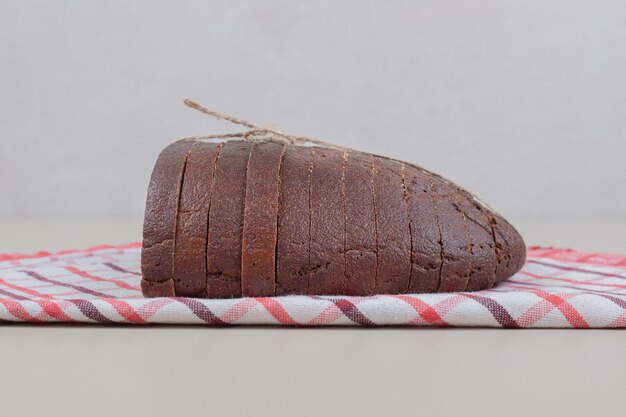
left=141, top=140, right=194, bottom=296
left=309, top=147, right=345, bottom=295
left=372, top=156, right=412, bottom=294
left=431, top=176, right=472, bottom=292
left=492, top=214, right=527, bottom=282
left=275, top=146, right=313, bottom=295
left=173, top=141, right=223, bottom=297
left=405, top=165, right=442, bottom=293
left=343, top=151, right=377, bottom=295
left=206, top=140, right=252, bottom=298
left=453, top=191, right=497, bottom=291
left=241, top=141, right=286, bottom=297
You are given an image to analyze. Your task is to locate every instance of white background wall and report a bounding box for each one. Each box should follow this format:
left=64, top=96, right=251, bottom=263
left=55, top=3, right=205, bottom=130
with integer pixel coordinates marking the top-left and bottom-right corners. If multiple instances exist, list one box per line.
left=1, top=1, right=625, bottom=221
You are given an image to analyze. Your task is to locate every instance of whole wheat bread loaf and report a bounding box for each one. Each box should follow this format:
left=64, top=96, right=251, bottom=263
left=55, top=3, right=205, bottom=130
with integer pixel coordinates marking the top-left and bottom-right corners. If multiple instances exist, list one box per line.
left=141, top=138, right=526, bottom=298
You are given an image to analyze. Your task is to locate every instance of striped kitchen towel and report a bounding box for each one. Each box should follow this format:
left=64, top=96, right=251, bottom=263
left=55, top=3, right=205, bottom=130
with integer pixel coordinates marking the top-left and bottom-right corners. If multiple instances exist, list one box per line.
left=0, top=243, right=624, bottom=327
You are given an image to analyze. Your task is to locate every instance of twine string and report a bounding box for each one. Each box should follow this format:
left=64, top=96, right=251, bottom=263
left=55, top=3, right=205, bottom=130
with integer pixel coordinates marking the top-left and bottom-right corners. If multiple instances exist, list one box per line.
left=180, top=98, right=496, bottom=212
left=183, top=98, right=345, bottom=149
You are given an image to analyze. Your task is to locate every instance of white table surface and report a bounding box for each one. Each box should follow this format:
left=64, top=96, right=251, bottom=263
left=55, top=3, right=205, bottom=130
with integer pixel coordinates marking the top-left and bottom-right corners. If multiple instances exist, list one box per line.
left=0, top=218, right=625, bottom=417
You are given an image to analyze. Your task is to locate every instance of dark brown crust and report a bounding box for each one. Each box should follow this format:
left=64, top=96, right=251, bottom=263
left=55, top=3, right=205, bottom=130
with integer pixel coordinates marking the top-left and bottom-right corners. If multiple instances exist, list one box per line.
left=405, top=166, right=442, bottom=293
left=506, top=217, right=527, bottom=275
left=141, top=140, right=193, bottom=296
left=241, top=141, right=286, bottom=297
left=206, top=140, right=252, bottom=298
left=400, top=163, right=414, bottom=293
left=173, top=142, right=222, bottom=297
left=455, top=194, right=473, bottom=291
left=372, top=158, right=524, bottom=287
left=492, top=213, right=527, bottom=282
left=431, top=176, right=472, bottom=292
left=343, top=151, right=377, bottom=295
left=372, top=156, right=412, bottom=294
left=361, top=156, right=524, bottom=287
left=275, top=146, right=313, bottom=295
left=455, top=187, right=526, bottom=283
left=309, top=147, right=345, bottom=295
left=455, top=188, right=503, bottom=286
left=453, top=191, right=498, bottom=291
left=340, top=150, right=349, bottom=294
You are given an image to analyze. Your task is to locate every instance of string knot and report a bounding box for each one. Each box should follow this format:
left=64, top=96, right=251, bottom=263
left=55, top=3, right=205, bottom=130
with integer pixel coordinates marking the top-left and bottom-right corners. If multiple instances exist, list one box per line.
left=182, top=98, right=343, bottom=150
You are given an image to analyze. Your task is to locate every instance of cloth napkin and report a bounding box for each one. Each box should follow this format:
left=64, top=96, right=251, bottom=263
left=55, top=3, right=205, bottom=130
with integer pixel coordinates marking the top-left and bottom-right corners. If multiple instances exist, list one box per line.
left=0, top=243, right=624, bottom=327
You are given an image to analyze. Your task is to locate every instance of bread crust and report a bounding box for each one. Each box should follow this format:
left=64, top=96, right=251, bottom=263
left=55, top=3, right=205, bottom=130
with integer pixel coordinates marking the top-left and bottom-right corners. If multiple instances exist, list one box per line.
left=372, top=156, right=412, bottom=294
left=343, top=151, right=377, bottom=295
left=431, top=176, right=472, bottom=292
left=206, top=140, right=252, bottom=298
left=275, top=146, right=313, bottom=295
left=241, top=141, right=286, bottom=297
left=173, top=142, right=223, bottom=297
left=405, top=165, right=443, bottom=293
left=308, top=147, right=346, bottom=295
left=141, top=140, right=194, bottom=296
